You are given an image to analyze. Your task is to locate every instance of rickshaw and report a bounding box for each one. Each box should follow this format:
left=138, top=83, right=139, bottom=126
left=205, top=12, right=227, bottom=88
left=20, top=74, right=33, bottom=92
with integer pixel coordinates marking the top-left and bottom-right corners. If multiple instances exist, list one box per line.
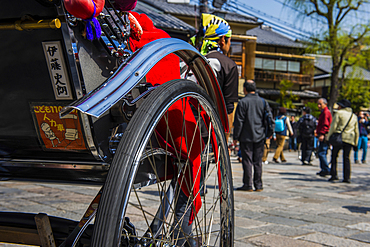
left=0, top=0, right=234, bottom=246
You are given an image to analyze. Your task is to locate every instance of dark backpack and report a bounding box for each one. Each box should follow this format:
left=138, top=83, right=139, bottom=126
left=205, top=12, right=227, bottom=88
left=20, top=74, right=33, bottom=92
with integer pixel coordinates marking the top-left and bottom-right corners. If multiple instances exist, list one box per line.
left=262, top=99, right=275, bottom=138
left=300, top=117, right=315, bottom=138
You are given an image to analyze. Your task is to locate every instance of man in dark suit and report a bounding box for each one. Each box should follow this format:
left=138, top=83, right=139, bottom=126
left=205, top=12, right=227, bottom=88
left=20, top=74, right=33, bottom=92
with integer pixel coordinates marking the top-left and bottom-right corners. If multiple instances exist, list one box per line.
left=233, top=80, right=273, bottom=192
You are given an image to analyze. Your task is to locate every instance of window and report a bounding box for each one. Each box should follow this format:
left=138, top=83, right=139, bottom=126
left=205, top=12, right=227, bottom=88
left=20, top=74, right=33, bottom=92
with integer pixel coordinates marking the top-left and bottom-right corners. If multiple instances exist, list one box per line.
left=268, top=46, right=276, bottom=52
left=258, top=46, right=269, bottom=52
left=288, top=61, right=300, bottom=72
left=255, top=57, right=262, bottom=69
left=262, top=59, right=274, bottom=70
left=276, top=47, right=288, bottom=53
left=230, top=41, right=243, bottom=63
left=255, top=57, right=302, bottom=73
left=230, top=41, right=242, bottom=56
left=275, top=60, right=287, bottom=71
left=237, top=65, right=242, bottom=78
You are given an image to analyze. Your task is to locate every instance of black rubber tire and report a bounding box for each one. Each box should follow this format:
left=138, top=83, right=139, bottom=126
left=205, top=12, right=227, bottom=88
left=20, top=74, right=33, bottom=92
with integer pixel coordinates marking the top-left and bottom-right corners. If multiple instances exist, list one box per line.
left=91, top=79, right=234, bottom=246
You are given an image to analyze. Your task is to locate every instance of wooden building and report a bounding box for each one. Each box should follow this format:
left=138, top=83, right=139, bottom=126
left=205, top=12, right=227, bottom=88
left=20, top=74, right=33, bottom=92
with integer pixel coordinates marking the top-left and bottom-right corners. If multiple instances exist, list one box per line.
left=247, top=25, right=317, bottom=105
left=134, top=1, right=318, bottom=109
left=137, top=0, right=262, bottom=93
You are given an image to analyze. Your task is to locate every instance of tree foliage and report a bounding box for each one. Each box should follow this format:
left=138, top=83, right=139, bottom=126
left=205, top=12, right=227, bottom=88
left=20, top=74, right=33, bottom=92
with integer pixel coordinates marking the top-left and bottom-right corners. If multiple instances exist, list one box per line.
left=339, top=72, right=370, bottom=113
left=305, top=101, right=320, bottom=119
left=284, top=0, right=370, bottom=110
left=277, top=79, right=299, bottom=109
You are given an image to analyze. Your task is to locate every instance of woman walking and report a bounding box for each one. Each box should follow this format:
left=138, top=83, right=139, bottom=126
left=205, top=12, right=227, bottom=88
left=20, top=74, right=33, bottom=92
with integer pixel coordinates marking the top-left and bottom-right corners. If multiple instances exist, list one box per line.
left=272, top=107, right=293, bottom=163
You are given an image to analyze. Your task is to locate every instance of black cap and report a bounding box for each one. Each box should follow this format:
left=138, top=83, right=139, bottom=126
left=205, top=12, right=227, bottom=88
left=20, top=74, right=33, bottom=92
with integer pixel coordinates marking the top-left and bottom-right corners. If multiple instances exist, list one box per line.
left=337, top=99, right=351, bottom=108
left=302, top=106, right=311, bottom=114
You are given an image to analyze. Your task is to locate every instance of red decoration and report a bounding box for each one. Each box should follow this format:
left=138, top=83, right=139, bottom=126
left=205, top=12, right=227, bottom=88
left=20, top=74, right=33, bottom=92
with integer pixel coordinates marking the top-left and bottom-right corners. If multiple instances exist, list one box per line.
left=128, top=12, right=203, bottom=224
left=129, top=12, right=180, bottom=85
left=128, top=13, right=142, bottom=41
left=64, top=0, right=104, bottom=19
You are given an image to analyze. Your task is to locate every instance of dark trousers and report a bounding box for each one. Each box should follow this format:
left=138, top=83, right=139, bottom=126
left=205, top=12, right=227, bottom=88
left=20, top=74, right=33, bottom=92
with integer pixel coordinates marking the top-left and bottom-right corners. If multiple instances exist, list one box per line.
left=240, top=140, right=264, bottom=189
left=301, top=137, right=314, bottom=163
left=318, top=140, right=330, bottom=173
left=330, top=142, right=352, bottom=180
left=289, top=137, right=297, bottom=151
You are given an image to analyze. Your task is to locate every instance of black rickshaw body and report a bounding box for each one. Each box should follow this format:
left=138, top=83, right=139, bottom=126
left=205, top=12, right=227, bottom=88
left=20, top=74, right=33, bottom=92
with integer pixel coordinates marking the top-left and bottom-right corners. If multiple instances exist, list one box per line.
left=0, top=1, right=112, bottom=183
left=0, top=0, right=228, bottom=183
left=0, top=1, right=235, bottom=246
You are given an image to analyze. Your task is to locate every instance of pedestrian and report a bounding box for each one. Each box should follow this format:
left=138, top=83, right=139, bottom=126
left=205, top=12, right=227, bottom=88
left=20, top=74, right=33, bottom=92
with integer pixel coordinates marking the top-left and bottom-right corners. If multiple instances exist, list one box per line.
left=289, top=115, right=298, bottom=151
left=316, top=98, right=332, bottom=177
left=272, top=107, right=293, bottom=163
left=327, top=99, right=359, bottom=183
left=313, top=123, right=319, bottom=157
left=354, top=111, right=369, bottom=164
left=262, top=137, right=271, bottom=165
left=189, top=14, right=237, bottom=198
left=233, top=80, right=273, bottom=192
left=237, top=149, right=242, bottom=163
left=194, top=13, right=239, bottom=144
left=297, top=107, right=317, bottom=165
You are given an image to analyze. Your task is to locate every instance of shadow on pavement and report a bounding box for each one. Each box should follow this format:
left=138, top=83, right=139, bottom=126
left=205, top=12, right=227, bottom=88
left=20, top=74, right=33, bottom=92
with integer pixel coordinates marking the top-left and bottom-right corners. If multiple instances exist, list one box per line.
left=279, top=176, right=325, bottom=182
left=343, top=205, right=370, bottom=214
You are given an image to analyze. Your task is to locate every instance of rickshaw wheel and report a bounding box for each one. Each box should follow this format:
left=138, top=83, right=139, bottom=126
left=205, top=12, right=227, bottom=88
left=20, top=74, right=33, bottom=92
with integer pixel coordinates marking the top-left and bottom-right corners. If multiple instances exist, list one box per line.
left=92, top=79, right=234, bottom=246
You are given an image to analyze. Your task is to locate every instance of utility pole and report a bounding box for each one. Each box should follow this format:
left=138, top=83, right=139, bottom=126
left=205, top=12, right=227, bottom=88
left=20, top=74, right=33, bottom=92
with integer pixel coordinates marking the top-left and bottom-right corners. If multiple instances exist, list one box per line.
left=194, top=0, right=208, bottom=47
left=200, top=0, right=208, bottom=14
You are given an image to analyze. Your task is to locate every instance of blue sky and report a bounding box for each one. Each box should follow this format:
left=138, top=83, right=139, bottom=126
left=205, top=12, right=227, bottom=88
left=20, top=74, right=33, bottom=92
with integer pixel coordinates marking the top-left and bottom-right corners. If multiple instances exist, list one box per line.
left=188, top=0, right=370, bottom=40
left=225, top=0, right=311, bottom=39
left=232, top=0, right=370, bottom=40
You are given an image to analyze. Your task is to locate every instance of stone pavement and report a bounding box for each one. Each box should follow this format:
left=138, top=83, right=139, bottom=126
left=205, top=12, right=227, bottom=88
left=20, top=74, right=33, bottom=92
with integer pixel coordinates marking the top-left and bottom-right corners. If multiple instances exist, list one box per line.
left=232, top=148, right=370, bottom=247
left=0, top=148, right=370, bottom=246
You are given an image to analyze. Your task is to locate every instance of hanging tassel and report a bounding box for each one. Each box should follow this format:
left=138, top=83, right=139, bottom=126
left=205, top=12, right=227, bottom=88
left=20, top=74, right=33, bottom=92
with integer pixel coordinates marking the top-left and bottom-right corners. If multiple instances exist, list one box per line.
left=128, top=13, right=142, bottom=41
left=84, top=1, right=101, bottom=41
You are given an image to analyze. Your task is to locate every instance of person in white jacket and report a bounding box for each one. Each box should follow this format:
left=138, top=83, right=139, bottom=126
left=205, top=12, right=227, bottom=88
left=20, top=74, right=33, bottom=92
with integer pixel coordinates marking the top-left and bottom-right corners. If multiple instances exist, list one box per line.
left=327, top=99, right=359, bottom=183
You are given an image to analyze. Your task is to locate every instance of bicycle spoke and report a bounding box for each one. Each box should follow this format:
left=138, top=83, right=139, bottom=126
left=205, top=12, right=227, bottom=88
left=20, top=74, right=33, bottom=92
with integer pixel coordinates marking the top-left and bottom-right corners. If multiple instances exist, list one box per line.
left=100, top=81, right=233, bottom=247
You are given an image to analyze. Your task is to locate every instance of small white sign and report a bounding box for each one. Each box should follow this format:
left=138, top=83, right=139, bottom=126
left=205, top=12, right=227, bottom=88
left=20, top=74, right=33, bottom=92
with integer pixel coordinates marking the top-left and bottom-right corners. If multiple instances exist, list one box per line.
left=42, top=41, right=73, bottom=100
left=167, top=0, right=190, bottom=3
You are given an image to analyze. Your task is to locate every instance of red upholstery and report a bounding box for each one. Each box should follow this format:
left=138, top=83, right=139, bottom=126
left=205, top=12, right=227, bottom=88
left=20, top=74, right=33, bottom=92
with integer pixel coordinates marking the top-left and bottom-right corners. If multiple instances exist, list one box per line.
left=129, top=12, right=203, bottom=224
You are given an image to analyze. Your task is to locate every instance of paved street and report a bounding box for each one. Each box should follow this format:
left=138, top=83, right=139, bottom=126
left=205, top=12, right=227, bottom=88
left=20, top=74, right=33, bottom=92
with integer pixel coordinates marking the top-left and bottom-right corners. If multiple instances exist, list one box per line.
left=1, top=147, right=370, bottom=246
left=232, top=148, right=370, bottom=247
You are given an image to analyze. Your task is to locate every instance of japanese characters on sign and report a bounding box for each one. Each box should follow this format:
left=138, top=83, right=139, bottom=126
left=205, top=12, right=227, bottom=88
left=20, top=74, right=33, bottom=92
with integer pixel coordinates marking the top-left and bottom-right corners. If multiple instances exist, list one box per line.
left=31, top=103, right=87, bottom=151
left=42, top=41, right=73, bottom=100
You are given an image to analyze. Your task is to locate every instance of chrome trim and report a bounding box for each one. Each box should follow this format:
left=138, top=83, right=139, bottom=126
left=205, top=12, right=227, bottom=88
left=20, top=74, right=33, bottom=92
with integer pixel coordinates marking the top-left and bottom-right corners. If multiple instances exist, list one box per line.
left=60, top=38, right=229, bottom=131
left=57, top=4, right=84, bottom=99
left=132, top=173, right=157, bottom=189
left=141, top=148, right=177, bottom=160
left=0, top=159, right=109, bottom=170
left=0, top=148, right=174, bottom=171
left=122, top=86, right=156, bottom=107
left=81, top=113, right=103, bottom=160
left=58, top=3, right=103, bottom=161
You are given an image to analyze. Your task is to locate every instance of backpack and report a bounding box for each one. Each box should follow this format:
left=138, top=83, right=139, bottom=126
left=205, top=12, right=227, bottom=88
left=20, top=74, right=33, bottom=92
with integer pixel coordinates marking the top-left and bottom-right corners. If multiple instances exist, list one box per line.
left=275, top=116, right=285, bottom=133
left=300, top=117, right=315, bottom=138
left=262, top=99, right=275, bottom=138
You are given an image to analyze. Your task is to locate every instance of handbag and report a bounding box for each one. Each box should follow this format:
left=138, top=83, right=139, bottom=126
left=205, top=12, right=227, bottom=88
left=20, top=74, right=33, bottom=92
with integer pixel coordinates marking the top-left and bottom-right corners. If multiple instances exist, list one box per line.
left=328, top=133, right=343, bottom=147
left=328, top=111, right=353, bottom=147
